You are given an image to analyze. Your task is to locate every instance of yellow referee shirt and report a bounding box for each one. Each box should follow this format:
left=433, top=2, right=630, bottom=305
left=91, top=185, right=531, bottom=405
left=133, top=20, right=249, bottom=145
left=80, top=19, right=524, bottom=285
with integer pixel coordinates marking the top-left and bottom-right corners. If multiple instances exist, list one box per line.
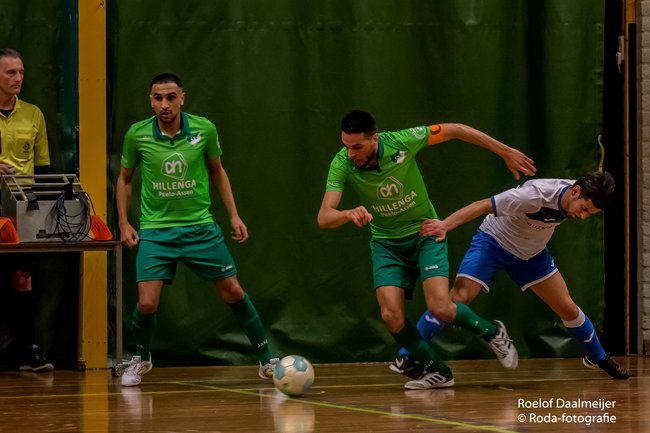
left=0, top=97, right=50, bottom=176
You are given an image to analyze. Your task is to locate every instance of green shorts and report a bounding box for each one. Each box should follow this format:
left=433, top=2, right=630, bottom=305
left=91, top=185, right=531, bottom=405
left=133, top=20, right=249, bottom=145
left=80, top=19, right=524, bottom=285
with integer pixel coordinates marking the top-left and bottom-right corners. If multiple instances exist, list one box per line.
left=136, top=222, right=237, bottom=284
left=370, top=233, right=449, bottom=299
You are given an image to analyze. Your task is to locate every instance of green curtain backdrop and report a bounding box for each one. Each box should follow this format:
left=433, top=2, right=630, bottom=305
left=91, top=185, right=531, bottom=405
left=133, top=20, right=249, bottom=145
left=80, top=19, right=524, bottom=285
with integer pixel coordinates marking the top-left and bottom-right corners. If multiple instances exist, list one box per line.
left=0, top=0, right=79, bottom=367
left=0, top=0, right=608, bottom=369
left=0, top=0, right=607, bottom=370
left=108, top=0, right=607, bottom=367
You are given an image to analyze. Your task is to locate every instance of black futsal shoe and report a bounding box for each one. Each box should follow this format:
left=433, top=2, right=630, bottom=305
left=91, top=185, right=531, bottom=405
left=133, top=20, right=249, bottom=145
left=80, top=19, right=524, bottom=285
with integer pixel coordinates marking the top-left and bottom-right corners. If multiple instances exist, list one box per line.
left=583, top=356, right=630, bottom=380
left=389, top=354, right=425, bottom=379
left=18, top=344, right=54, bottom=372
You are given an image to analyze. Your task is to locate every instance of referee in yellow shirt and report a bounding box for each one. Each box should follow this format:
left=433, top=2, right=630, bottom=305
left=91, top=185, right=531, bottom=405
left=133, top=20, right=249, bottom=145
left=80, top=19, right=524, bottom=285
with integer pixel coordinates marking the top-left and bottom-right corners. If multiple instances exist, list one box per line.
left=0, top=48, right=53, bottom=372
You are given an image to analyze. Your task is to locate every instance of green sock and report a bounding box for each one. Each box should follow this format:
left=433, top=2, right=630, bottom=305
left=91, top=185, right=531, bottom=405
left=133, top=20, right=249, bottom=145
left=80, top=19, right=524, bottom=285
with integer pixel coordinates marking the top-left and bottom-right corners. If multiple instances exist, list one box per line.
left=452, top=302, right=497, bottom=337
left=229, top=293, right=273, bottom=364
left=392, top=320, right=448, bottom=373
left=133, top=307, right=156, bottom=361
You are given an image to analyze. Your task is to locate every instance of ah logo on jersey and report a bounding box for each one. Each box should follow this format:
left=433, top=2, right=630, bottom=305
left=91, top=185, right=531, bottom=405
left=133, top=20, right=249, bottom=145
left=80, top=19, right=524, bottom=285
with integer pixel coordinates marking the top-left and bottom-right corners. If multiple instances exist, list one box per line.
left=390, top=150, right=406, bottom=164
left=377, top=176, right=403, bottom=200
left=161, top=153, right=188, bottom=181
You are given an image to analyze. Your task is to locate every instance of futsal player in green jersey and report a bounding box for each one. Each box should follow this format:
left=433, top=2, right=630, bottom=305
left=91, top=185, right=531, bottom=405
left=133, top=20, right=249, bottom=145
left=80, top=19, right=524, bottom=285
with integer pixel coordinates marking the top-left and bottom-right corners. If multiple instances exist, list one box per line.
left=318, top=110, right=536, bottom=389
left=116, top=73, right=277, bottom=386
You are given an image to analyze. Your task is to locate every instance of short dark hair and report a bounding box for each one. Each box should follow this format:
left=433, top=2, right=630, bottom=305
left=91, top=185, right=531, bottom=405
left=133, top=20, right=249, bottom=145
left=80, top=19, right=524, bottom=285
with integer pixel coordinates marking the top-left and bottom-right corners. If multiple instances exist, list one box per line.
left=0, top=48, right=23, bottom=61
left=150, top=73, right=183, bottom=89
left=341, top=110, right=377, bottom=135
left=574, top=171, right=615, bottom=210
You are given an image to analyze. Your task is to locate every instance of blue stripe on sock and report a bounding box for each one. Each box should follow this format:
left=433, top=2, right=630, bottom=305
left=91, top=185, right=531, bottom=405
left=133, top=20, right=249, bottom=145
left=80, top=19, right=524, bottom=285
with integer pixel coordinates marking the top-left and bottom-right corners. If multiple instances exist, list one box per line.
left=400, top=310, right=446, bottom=357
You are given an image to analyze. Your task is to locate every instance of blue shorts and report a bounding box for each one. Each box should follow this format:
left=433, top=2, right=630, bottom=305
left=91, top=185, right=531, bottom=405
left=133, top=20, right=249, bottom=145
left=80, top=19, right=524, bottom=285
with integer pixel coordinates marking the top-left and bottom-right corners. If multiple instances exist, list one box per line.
left=136, top=222, right=237, bottom=284
left=457, top=230, right=557, bottom=292
left=370, top=233, right=449, bottom=299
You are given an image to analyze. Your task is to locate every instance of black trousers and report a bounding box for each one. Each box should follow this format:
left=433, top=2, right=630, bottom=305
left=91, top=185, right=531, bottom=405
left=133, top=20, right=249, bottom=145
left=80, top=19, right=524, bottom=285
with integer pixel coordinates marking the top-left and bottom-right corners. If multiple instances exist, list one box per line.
left=0, top=253, right=36, bottom=358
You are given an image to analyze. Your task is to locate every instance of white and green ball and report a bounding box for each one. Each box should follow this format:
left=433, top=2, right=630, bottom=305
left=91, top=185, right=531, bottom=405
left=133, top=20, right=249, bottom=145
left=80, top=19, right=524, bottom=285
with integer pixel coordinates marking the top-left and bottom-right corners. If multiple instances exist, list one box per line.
left=273, top=355, right=315, bottom=396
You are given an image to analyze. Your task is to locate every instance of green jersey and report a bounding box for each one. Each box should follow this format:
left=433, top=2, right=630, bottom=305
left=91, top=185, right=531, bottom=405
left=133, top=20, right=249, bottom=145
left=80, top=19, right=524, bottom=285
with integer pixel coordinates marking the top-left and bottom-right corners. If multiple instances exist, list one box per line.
left=120, top=112, right=222, bottom=229
left=326, top=126, right=438, bottom=238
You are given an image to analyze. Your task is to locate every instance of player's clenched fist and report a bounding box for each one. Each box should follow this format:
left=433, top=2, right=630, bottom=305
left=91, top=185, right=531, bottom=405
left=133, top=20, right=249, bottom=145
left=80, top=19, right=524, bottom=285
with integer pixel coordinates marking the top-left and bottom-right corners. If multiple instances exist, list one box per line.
left=345, top=206, right=373, bottom=227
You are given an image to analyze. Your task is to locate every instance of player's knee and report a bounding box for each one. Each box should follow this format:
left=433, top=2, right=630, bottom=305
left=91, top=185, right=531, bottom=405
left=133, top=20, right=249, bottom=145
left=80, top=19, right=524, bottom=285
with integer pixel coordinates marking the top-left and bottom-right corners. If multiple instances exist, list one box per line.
left=449, top=288, right=469, bottom=304
left=218, top=280, right=245, bottom=303
left=450, top=278, right=481, bottom=304
left=381, top=310, right=404, bottom=333
left=137, top=301, right=158, bottom=314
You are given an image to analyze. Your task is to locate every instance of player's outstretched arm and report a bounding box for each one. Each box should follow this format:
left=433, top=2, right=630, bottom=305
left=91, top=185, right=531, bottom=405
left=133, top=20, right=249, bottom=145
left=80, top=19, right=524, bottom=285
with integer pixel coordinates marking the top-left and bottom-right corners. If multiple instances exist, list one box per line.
left=318, top=191, right=373, bottom=228
left=206, top=157, right=248, bottom=243
left=420, top=198, right=492, bottom=241
left=438, top=123, right=536, bottom=180
left=116, top=167, right=140, bottom=248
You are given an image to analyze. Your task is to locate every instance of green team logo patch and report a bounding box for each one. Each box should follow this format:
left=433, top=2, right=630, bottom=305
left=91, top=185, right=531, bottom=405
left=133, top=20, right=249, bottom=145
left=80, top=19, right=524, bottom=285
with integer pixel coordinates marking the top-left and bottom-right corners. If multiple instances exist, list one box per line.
left=409, top=126, right=427, bottom=140
left=377, top=176, right=403, bottom=200
left=161, top=153, right=188, bottom=180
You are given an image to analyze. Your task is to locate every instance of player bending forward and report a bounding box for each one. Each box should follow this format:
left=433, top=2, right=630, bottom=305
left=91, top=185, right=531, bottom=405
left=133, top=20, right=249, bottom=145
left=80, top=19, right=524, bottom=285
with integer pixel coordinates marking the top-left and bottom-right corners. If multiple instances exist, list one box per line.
left=392, top=171, right=630, bottom=380
left=319, top=110, right=536, bottom=389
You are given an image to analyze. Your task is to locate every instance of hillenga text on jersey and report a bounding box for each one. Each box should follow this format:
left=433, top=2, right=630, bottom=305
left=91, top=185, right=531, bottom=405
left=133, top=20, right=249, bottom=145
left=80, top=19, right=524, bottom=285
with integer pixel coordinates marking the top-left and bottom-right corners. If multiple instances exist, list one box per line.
left=153, top=179, right=197, bottom=197
left=372, top=191, right=418, bottom=217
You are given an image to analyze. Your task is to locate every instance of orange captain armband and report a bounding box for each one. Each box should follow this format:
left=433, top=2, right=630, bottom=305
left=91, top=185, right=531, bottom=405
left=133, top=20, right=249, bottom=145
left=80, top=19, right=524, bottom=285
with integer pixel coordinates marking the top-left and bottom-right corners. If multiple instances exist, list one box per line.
left=427, top=124, right=445, bottom=145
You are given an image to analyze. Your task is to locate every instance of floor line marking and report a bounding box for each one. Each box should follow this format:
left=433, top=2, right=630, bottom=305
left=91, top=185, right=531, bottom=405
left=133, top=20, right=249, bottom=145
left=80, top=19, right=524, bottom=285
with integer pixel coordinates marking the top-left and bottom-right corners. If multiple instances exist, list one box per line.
left=173, top=380, right=520, bottom=433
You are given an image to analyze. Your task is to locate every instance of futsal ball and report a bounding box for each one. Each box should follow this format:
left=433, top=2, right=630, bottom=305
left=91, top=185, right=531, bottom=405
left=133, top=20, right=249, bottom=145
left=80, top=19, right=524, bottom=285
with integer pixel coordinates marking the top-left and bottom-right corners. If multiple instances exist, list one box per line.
left=273, top=355, right=315, bottom=396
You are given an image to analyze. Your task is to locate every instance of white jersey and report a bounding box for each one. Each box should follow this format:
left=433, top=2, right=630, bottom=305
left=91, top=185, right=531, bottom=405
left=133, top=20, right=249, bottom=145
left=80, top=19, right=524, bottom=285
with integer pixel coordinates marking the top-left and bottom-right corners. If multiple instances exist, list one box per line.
left=479, top=178, right=574, bottom=260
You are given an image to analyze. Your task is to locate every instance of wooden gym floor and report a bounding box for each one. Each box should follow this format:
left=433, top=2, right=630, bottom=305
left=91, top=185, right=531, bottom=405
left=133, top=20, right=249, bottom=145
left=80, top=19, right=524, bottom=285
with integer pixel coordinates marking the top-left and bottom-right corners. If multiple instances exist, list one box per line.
left=0, top=356, right=646, bottom=432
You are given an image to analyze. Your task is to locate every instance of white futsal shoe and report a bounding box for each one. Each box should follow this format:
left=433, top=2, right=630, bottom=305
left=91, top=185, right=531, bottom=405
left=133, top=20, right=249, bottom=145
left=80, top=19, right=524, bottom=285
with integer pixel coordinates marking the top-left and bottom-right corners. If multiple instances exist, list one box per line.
left=487, top=320, right=518, bottom=369
left=258, top=357, right=279, bottom=379
left=121, top=355, right=153, bottom=387
left=404, top=369, right=455, bottom=390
